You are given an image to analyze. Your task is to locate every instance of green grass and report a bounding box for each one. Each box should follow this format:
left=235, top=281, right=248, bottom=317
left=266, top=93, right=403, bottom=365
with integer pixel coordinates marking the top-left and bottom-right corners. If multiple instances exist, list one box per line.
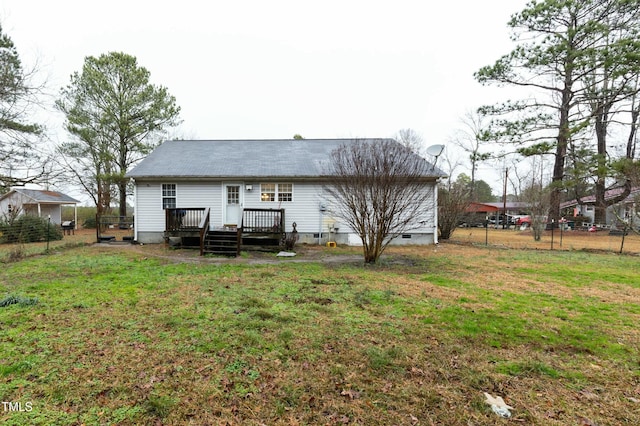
left=0, top=245, right=639, bottom=424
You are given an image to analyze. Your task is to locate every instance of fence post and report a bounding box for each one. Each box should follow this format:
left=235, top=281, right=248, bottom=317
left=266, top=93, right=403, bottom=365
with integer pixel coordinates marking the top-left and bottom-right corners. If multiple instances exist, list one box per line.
left=485, top=216, right=489, bottom=246
left=46, top=215, right=51, bottom=252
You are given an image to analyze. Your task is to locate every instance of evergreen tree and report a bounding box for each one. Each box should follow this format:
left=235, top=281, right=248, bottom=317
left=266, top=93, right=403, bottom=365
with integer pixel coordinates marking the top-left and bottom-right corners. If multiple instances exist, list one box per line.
left=57, top=52, right=181, bottom=216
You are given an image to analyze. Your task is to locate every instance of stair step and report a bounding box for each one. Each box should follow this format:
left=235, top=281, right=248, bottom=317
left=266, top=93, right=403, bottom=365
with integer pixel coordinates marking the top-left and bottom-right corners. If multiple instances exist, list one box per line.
left=202, top=230, right=239, bottom=256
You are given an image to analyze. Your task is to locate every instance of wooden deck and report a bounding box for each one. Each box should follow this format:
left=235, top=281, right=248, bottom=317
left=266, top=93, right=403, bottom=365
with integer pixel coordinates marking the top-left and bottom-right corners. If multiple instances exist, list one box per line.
left=164, top=207, right=285, bottom=256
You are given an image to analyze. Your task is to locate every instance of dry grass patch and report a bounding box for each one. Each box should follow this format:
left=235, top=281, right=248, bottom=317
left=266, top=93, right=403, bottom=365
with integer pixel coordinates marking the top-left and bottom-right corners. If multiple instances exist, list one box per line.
left=449, top=227, right=640, bottom=254
left=0, top=243, right=639, bottom=425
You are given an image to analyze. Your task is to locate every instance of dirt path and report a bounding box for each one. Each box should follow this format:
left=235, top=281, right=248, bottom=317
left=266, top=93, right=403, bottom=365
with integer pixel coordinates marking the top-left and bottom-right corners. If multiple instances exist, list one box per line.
left=90, top=226, right=640, bottom=266
left=94, top=241, right=365, bottom=265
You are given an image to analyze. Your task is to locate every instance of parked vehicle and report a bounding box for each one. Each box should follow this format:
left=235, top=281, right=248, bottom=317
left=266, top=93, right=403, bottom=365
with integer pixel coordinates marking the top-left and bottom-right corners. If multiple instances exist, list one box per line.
left=488, top=214, right=516, bottom=227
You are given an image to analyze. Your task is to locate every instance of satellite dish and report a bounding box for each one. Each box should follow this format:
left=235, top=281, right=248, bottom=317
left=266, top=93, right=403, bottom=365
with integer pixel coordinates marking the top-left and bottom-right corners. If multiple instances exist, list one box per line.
left=426, top=144, right=445, bottom=157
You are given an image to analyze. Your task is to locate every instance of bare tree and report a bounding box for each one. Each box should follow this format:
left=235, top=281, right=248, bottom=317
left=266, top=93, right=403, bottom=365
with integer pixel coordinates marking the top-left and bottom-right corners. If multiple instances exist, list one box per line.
left=323, top=139, right=438, bottom=263
left=0, top=25, right=50, bottom=193
left=475, top=0, right=640, bottom=222
left=438, top=180, right=471, bottom=240
left=436, top=152, right=470, bottom=239
left=508, top=156, right=538, bottom=201
left=451, top=111, right=492, bottom=201
left=394, top=128, right=425, bottom=156
left=521, top=181, right=551, bottom=241
left=57, top=52, right=180, bottom=218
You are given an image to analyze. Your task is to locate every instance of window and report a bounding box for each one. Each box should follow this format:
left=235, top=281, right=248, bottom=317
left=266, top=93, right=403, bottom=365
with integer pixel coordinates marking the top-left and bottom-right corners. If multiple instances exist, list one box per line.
left=261, top=183, right=276, bottom=202
left=162, top=183, right=176, bottom=209
left=278, top=183, right=292, bottom=202
left=227, top=185, right=240, bottom=205
left=260, top=183, right=293, bottom=202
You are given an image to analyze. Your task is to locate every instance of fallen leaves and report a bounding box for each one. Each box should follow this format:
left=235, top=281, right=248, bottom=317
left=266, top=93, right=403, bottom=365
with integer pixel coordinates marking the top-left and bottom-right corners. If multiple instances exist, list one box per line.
left=340, top=388, right=361, bottom=400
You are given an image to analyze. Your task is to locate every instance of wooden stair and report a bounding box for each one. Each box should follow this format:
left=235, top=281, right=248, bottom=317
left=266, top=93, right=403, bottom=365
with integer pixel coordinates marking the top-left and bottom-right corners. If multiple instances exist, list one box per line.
left=202, top=230, right=240, bottom=256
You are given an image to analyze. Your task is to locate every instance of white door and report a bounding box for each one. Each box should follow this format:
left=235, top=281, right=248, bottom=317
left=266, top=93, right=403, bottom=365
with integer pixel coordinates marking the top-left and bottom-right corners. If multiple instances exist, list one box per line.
left=224, top=184, right=242, bottom=226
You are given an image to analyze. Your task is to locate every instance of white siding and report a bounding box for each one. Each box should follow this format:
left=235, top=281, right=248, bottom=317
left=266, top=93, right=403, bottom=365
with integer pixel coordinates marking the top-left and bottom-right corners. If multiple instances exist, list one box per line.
left=134, top=181, right=223, bottom=234
left=0, top=195, right=14, bottom=219
left=135, top=183, right=164, bottom=233
left=321, top=184, right=437, bottom=234
left=242, top=181, right=437, bottom=235
left=0, top=193, right=63, bottom=224
left=177, top=182, right=222, bottom=226
left=134, top=179, right=438, bottom=244
left=242, top=181, right=328, bottom=233
left=39, top=205, right=62, bottom=223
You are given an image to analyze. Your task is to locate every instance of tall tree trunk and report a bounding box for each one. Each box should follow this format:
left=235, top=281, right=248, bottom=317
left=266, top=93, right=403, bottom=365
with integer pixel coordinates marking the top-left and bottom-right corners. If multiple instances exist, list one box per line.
left=549, top=85, right=572, bottom=222
left=549, top=17, right=576, bottom=223
left=118, top=181, right=127, bottom=219
left=119, top=136, right=128, bottom=219
left=593, top=105, right=608, bottom=224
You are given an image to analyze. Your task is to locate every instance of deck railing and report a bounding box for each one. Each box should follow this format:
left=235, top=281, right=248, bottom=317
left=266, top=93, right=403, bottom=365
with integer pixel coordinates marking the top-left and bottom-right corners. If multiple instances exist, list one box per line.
left=241, top=208, right=285, bottom=234
left=165, top=208, right=206, bottom=231
left=199, top=208, right=210, bottom=255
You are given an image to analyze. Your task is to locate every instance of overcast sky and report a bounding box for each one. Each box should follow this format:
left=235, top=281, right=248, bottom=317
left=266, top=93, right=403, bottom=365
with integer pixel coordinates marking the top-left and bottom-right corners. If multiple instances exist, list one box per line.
left=2, top=0, right=529, bottom=195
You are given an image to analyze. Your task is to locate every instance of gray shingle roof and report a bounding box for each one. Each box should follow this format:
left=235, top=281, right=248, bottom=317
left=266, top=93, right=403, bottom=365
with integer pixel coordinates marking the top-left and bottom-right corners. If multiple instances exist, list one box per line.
left=126, top=139, right=446, bottom=179
left=3, top=188, right=80, bottom=204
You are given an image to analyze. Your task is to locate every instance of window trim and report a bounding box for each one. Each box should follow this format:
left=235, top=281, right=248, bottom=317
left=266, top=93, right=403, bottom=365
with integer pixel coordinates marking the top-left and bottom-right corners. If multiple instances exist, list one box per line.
left=260, top=183, right=293, bottom=202
left=161, top=183, right=177, bottom=209
left=260, top=183, right=276, bottom=202
left=277, top=183, right=293, bottom=202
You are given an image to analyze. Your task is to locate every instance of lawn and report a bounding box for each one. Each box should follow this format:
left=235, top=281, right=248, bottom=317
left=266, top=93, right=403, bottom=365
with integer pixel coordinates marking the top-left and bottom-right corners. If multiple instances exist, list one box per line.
left=0, top=242, right=639, bottom=425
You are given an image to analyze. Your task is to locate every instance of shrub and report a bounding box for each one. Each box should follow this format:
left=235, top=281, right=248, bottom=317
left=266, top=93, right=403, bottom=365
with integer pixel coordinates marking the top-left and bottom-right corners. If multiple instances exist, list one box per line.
left=82, top=216, right=97, bottom=229
left=62, top=206, right=98, bottom=229
left=0, top=215, right=64, bottom=244
left=571, top=215, right=591, bottom=227
left=6, top=246, right=25, bottom=262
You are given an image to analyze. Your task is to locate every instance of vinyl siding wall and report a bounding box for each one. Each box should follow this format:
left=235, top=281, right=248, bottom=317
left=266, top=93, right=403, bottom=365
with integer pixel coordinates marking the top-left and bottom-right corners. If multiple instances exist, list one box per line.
left=0, top=193, right=63, bottom=224
left=133, top=180, right=438, bottom=244
left=134, top=181, right=222, bottom=241
left=241, top=181, right=325, bottom=233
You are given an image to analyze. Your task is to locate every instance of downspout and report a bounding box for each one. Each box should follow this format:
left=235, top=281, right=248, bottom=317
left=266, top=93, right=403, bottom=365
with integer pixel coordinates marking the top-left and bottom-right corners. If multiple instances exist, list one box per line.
left=425, top=144, right=445, bottom=245
left=433, top=180, right=439, bottom=244
left=131, top=179, right=138, bottom=241
left=319, top=204, right=326, bottom=245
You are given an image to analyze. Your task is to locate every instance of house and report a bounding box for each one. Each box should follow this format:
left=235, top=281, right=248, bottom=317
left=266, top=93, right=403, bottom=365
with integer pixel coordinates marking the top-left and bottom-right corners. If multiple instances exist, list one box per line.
left=126, top=139, right=445, bottom=253
left=463, top=201, right=530, bottom=226
left=560, top=186, right=640, bottom=228
left=466, top=201, right=530, bottom=216
left=0, top=188, right=80, bottom=226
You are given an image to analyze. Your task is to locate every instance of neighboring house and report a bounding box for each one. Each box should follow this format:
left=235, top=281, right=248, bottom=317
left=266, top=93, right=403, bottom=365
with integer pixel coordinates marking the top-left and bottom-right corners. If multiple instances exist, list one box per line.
left=466, top=201, right=530, bottom=216
left=126, top=139, right=445, bottom=251
left=0, top=188, right=80, bottom=226
left=561, top=186, right=640, bottom=228
left=463, top=202, right=531, bottom=226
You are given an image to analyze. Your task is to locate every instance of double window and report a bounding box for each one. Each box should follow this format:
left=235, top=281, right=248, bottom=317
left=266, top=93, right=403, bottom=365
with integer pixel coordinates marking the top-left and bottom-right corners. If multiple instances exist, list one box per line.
left=260, top=183, right=292, bottom=202
left=162, top=183, right=176, bottom=209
